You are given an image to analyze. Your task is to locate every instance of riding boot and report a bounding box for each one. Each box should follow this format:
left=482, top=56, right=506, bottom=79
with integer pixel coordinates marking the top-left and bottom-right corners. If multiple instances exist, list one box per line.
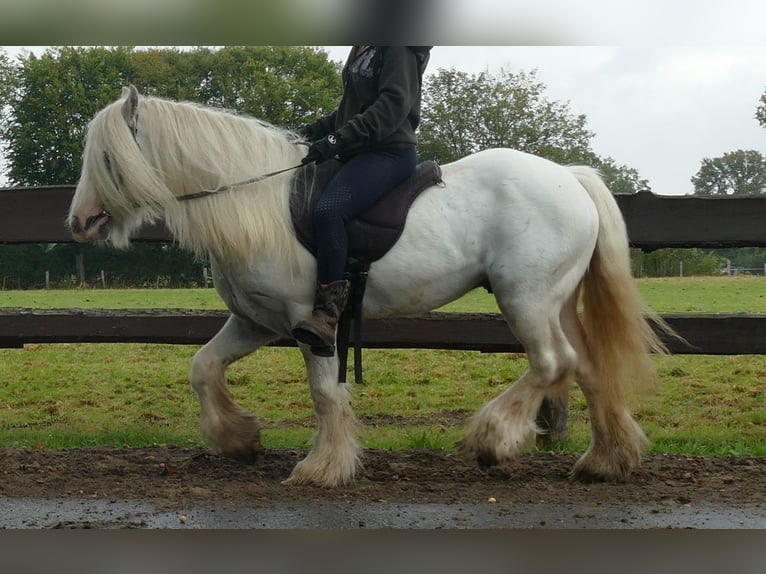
left=292, top=279, right=350, bottom=357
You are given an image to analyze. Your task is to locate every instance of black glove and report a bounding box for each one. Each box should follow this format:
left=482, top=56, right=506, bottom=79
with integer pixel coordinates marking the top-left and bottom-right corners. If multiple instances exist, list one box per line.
left=297, top=123, right=323, bottom=142
left=302, top=133, right=344, bottom=165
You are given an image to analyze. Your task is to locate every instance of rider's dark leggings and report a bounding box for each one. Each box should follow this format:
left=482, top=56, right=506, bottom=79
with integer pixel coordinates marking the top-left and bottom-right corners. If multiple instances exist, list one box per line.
left=313, top=147, right=417, bottom=285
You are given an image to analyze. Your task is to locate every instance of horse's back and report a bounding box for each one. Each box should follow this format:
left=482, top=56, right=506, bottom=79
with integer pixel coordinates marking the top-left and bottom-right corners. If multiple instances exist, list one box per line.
left=364, top=148, right=600, bottom=316
left=429, top=148, right=598, bottom=236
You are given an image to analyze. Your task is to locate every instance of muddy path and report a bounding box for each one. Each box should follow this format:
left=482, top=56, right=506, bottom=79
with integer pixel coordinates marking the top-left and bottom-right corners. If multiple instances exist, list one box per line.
left=2, top=447, right=766, bottom=528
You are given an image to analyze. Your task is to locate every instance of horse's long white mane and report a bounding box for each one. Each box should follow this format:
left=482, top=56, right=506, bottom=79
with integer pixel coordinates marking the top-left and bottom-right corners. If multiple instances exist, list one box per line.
left=80, top=89, right=306, bottom=268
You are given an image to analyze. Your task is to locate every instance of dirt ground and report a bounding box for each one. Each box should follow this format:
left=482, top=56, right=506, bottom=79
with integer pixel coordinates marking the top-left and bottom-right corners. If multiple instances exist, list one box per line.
left=2, top=445, right=766, bottom=528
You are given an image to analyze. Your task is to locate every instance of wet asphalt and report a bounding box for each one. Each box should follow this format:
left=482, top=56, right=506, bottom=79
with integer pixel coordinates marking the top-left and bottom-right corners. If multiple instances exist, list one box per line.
left=3, top=497, right=765, bottom=529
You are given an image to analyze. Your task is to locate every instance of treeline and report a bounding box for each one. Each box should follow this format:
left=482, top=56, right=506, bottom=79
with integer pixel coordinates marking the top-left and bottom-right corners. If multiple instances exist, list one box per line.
left=0, top=244, right=208, bottom=289
left=0, top=244, right=751, bottom=289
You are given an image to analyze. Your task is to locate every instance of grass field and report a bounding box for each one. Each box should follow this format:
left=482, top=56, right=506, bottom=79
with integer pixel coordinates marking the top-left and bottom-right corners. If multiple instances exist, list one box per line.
left=1, top=276, right=765, bottom=455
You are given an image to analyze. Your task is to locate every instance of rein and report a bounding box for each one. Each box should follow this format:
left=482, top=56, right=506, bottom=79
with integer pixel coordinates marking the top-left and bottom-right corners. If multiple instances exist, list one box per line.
left=175, top=162, right=306, bottom=203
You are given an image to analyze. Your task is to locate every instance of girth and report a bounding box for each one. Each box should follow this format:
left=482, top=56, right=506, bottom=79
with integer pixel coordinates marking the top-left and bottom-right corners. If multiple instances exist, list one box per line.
left=290, top=159, right=443, bottom=384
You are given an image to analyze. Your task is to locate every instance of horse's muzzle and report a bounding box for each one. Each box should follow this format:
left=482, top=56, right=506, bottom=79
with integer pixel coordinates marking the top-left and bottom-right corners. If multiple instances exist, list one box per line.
left=70, top=209, right=112, bottom=242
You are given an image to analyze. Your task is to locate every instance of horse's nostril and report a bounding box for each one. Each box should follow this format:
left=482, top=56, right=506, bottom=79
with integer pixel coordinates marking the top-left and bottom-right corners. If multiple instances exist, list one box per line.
left=83, top=210, right=112, bottom=232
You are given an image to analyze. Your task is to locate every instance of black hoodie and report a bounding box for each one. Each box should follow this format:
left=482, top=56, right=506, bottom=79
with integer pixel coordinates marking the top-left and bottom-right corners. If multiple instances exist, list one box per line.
left=306, top=46, right=430, bottom=157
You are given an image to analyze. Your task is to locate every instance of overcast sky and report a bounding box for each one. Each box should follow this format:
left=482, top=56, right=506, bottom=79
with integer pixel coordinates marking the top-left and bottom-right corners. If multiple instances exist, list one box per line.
left=3, top=41, right=765, bottom=196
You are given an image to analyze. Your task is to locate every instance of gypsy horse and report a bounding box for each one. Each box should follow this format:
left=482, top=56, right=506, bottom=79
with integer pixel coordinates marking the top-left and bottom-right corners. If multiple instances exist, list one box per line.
left=68, top=86, right=673, bottom=487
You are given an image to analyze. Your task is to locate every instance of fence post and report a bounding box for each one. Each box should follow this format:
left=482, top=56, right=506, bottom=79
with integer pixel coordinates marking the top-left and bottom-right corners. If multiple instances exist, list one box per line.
left=75, top=253, right=85, bottom=286
left=45, top=271, right=50, bottom=289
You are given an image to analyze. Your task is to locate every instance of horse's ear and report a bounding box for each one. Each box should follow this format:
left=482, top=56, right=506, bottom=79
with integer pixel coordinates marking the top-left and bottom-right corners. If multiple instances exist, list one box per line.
left=121, top=85, right=140, bottom=125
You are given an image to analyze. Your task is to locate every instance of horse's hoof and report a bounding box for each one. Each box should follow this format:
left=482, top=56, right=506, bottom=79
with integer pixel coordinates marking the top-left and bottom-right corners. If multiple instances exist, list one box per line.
left=571, top=460, right=632, bottom=483
left=226, top=442, right=263, bottom=465
left=570, top=467, right=609, bottom=483
left=476, top=452, right=499, bottom=468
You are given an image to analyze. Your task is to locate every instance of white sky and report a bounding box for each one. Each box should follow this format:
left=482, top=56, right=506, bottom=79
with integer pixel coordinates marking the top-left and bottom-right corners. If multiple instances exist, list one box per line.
left=3, top=42, right=766, bottom=195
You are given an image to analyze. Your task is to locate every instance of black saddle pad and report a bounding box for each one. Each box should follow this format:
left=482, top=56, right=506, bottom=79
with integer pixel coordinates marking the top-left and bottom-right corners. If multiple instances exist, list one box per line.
left=290, top=159, right=442, bottom=263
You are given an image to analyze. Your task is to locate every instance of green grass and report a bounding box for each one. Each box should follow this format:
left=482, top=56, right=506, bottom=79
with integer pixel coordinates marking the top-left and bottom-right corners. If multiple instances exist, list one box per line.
left=3, top=275, right=765, bottom=313
left=1, top=276, right=765, bottom=455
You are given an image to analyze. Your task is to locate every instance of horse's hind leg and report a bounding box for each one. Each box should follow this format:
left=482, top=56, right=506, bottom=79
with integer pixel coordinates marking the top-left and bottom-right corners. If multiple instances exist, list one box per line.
left=283, top=348, right=361, bottom=487
left=189, top=315, right=276, bottom=462
left=559, top=301, right=648, bottom=481
left=460, top=297, right=578, bottom=466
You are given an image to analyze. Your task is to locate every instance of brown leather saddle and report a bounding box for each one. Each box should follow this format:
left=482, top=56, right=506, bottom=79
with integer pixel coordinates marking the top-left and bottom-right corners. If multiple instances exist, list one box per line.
left=290, top=158, right=443, bottom=263
left=290, top=158, right=443, bottom=385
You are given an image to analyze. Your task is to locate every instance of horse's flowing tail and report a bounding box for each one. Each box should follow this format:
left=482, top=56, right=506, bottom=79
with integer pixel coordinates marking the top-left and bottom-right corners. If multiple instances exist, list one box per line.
left=569, top=166, right=676, bottom=405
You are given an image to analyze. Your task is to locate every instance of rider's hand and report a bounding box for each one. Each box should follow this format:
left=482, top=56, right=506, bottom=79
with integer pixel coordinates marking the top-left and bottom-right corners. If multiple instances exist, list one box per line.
left=302, top=133, right=344, bottom=165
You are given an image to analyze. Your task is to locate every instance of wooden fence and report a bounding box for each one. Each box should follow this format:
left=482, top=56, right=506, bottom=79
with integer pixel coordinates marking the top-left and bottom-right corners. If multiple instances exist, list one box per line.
left=2, top=185, right=765, bottom=353
left=2, top=185, right=765, bottom=442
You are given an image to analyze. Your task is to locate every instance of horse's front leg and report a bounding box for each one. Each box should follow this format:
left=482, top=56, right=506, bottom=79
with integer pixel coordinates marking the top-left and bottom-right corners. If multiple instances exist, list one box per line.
left=283, top=347, right=361, bottom=487
left=189, top=314, right=277, bottom=462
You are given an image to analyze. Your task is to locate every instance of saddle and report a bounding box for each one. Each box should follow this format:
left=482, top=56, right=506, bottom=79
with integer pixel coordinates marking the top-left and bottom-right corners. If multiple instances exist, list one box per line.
left=291, top=158, right=443, bottom=262
left=290, top=159, right=443, bottom=384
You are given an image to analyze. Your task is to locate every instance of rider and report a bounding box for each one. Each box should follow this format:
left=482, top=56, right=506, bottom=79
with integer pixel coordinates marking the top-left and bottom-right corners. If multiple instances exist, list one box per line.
left=292, top=45, right=431, bottom=357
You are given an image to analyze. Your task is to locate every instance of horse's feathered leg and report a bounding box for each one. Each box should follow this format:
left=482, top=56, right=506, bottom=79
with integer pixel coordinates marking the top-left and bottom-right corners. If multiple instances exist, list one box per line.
left=459, top=299, right=578, bottom=466
left=283, top=347, right=361, bottom=487
left=189, top=315, right=277, bottom=462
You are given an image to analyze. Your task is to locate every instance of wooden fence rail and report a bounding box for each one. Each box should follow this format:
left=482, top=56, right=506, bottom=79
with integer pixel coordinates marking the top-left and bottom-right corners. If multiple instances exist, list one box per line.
left=1, top=308, right=765, bottom=355
left=3, top=185, right=766, bottom=248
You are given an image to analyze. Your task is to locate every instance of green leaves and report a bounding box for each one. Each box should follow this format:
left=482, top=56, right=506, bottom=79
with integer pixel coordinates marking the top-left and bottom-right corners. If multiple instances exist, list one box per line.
left=0, top=46, right=342, bottom=186
left=691, top=149, right=766, bottom=196
left=756, top=90, right=766, bottom=129
left=419, top=68, right=595, bottom=166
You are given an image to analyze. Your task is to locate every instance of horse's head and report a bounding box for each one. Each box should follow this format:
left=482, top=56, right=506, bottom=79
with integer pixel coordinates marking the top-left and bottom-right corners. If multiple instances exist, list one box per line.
left=68, top=85, right=170, bottom=247
left=68, top=83, right=305, bottom=266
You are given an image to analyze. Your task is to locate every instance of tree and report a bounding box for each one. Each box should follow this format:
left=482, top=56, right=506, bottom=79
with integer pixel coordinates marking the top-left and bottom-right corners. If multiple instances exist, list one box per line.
left=0, top=49, right=17, bottom=140
left=419, top=68, right=596, bottom=166
left=757, top=88, right=766, bottom=129
left=691, top=150, right=766, bottom=196
left=593, top=156, right=645, bottom=195
left=630, top=248, right=727, bottom=278
left=0, top=46, right=342, bottom=186
left=190, top=46, right=342, bottom=127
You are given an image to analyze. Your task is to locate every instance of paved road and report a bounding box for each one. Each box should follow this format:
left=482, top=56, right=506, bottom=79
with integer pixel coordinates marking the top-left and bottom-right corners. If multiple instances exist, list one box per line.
left=3, top=497, right=766, bottom=529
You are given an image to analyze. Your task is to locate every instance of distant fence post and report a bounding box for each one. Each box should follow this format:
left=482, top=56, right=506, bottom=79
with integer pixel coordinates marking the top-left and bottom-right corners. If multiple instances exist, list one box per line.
left=75, top=253, right=85, bottom=286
